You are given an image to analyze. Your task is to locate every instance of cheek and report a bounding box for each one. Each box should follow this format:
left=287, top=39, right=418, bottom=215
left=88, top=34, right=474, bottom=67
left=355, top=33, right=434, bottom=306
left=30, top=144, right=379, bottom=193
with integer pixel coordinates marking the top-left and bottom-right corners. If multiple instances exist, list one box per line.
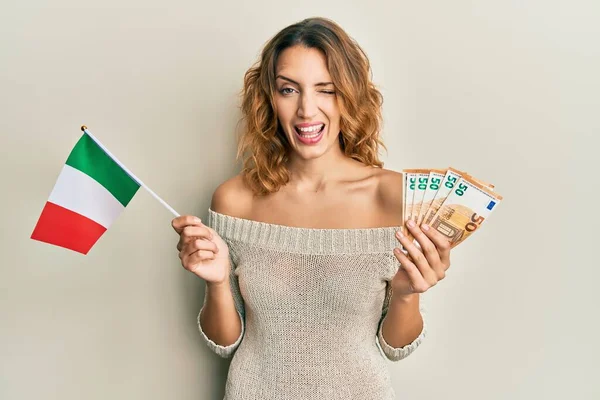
left=275, top=101, right=294, bottom=124
left=322, top=102, right=341, bottom=126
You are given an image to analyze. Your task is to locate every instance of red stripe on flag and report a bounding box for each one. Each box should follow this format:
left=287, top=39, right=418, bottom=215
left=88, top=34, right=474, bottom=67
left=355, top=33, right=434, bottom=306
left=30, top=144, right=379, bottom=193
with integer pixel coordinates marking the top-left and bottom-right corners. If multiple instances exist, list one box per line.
left=31, top=202, right=107, bottom=255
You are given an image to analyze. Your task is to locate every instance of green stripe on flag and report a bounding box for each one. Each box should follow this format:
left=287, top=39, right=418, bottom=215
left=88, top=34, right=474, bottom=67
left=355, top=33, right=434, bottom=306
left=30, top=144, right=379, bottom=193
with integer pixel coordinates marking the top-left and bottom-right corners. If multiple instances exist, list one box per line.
left=65, top=133, right=140, bottom=206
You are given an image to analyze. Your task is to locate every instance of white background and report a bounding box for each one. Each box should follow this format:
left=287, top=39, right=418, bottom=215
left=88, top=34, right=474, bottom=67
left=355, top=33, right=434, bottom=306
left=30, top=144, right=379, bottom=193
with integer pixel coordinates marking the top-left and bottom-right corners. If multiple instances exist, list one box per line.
left=1, top=1, right=598, bottom=399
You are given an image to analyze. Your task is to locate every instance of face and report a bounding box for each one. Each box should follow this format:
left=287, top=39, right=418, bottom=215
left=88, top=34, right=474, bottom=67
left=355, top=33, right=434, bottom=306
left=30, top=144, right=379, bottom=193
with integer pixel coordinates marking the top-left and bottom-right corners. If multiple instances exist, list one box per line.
left=274, top=45, right=342, bottom=160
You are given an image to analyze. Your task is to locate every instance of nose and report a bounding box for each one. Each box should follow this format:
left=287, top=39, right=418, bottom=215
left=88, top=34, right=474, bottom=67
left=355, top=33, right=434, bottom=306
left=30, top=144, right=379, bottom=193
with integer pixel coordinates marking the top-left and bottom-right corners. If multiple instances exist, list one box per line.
left=297, top=92, right=318, bottom=119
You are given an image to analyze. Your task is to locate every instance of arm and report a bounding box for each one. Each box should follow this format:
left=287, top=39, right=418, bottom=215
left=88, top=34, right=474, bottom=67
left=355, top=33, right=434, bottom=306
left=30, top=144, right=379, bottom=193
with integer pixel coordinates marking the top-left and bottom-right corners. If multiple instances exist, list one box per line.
left=382, top=293, right=423, bottom=347
left=376, top=281, right=427, bottom=361
left=196, top=176, right=250, bottom=358
left=375, top=170, right=428, bottom=361
left=197, top=257, right=245, bottom=358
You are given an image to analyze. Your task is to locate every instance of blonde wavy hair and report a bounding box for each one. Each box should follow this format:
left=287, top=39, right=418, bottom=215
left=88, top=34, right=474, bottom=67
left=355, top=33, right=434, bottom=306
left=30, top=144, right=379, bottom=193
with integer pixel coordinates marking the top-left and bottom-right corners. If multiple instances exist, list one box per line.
left=236, top=17, right=387, bottom=196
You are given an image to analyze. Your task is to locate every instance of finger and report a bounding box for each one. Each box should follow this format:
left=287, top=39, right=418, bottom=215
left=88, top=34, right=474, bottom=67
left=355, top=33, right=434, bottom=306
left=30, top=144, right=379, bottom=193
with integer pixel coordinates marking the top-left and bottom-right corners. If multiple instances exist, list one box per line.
left=407, top=221, right=447, bottom=281
left=171, top=215, right=203, bottom=234
left=177, top=225, right=213, bottom=251
left=181, top=239, right=217, bottom=265
left=421, top=223, right=452, bottom=270
left=183, top=238, right=218, bottom=257
left=182, top=249, right=216, bottom=269
left=394, top=248, right=428, bottom=293
left=176, top=238, right=219, bottom=254
left=181, top=225, right=214, bottom=243
left=395, top=229, right=438, bottom=283
left=406, top=221, right=442, bottom=267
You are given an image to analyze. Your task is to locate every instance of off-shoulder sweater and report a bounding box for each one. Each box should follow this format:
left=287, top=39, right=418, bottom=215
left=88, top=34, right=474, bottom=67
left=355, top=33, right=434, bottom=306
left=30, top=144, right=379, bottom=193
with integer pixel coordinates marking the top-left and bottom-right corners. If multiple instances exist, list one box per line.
left=197, top=208, right=427, bottom=399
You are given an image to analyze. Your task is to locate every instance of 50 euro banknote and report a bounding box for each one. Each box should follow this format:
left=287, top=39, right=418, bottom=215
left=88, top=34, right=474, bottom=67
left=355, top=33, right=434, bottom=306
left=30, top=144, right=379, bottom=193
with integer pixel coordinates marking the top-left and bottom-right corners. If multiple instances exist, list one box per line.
left=428, top=174, right=502, bottom=248
left=417, top=167, right=495, bottom=226
left=402, top=169, right=431, bottom=239
left=402, top=167, right=501, bottom=249
left=403, top=167, right=462, bottom=238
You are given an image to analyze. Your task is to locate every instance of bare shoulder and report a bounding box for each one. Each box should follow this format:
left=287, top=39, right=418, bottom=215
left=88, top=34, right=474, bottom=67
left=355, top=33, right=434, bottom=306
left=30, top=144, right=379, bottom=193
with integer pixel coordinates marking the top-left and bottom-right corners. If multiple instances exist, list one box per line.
left=375, top=168, right=404, bottom=221
left=210, top=173, right=253, bottom=218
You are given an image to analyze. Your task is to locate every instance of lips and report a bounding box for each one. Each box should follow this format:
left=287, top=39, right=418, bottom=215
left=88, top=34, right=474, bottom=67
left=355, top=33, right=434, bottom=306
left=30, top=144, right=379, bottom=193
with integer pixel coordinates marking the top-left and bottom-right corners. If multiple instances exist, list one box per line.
left=294, top=124, right=325, bottom=145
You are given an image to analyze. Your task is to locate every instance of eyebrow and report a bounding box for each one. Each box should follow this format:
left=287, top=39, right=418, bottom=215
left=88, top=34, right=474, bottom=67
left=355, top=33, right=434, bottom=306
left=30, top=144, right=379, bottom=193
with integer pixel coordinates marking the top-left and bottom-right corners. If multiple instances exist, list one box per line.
left=276, top=75, right=334, bottom=87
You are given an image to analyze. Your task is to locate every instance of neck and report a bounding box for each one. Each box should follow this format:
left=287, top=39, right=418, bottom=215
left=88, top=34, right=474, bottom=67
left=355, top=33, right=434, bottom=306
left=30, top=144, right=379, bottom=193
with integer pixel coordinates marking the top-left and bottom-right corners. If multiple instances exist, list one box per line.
left=285, top=144, right=356, bottom=193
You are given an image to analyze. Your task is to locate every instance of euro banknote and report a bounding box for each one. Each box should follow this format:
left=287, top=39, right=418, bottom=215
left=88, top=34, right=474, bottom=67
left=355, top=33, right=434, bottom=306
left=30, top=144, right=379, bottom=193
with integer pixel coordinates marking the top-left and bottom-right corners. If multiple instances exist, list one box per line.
left=428, top=175, right=502, bottom=248
left=402, top=167, right=502, bottom=249
left=402, top=169, right=429, bottom=237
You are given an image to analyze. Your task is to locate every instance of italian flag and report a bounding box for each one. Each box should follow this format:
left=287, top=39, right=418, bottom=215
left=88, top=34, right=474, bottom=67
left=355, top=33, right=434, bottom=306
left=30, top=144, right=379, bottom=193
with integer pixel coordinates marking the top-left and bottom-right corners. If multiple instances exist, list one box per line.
left=31, top=133, right=140, bottom=254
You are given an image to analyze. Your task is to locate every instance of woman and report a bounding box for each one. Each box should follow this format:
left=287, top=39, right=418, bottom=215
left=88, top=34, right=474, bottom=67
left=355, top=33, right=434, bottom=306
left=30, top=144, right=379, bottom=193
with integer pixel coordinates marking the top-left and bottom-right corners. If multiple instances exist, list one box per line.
left=172, top=17, right=451, bottom=399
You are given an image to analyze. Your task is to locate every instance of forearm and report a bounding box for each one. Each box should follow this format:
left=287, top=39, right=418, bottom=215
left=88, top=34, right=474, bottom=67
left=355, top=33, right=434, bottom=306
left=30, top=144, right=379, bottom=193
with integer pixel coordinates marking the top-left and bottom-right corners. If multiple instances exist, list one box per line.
left=199, top=280, right=242, bottom=347
left=381, top=293, right=424, bottom=348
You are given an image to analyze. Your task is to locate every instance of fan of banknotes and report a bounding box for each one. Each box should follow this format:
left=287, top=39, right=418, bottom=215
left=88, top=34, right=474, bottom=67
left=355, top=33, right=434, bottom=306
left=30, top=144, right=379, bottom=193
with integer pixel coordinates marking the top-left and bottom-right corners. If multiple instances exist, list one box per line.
left=402, top=167, right=503, bottom=248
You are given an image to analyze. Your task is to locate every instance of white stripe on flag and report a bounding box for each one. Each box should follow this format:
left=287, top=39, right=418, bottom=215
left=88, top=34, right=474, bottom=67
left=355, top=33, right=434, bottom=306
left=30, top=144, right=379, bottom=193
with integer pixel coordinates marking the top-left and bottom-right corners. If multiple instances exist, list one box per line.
left=48, top=164, right=125, bottom=229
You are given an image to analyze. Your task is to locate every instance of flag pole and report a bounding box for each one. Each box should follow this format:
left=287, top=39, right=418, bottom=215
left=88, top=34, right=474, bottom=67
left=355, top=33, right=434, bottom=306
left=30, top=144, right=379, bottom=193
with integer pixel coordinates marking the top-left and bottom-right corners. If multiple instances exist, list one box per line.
left=80, top=125, right=180, bottom=218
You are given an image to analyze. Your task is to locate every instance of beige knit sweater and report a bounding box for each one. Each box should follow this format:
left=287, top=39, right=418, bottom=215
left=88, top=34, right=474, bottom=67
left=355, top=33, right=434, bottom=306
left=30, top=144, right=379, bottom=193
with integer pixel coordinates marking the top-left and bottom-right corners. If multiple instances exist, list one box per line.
left=198, top=208, right=427, bottom=400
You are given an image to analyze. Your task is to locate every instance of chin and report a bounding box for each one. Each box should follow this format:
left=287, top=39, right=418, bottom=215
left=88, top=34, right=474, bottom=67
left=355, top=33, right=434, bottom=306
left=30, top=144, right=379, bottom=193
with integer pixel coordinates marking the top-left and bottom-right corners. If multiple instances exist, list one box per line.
left=298, top=150, right=326, bottom=160
left=286, top=130, right=340, bottom=160
left=294, top=142, right=338, bottom=161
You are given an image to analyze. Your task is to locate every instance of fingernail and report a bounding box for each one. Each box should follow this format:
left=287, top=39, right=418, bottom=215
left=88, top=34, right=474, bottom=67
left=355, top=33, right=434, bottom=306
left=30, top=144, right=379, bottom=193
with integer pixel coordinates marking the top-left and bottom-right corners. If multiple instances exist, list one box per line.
left=396, top=230, right=404, bottom=239
left=407, top=220, right=415, bottom=228
left=422, top=224, right=429, bottom=231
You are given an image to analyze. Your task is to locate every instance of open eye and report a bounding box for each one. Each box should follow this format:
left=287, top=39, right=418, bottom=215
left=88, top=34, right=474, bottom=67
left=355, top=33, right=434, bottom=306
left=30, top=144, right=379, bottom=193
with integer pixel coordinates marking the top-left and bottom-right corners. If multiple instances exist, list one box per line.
left=279, top=87, right=296, bottom=95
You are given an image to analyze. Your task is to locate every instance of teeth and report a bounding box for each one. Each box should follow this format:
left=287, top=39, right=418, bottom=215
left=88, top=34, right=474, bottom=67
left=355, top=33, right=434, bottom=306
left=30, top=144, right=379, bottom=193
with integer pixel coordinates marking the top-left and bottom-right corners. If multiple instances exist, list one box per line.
left=297, top=124, right=324, bottom=133
left=299, top=132, right=320, bottom=138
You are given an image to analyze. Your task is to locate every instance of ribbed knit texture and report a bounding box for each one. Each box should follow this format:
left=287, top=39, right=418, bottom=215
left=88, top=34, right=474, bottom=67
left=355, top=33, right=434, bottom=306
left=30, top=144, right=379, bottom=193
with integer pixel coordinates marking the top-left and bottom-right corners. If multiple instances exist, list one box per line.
left=198, top=208, right=427, bottom=400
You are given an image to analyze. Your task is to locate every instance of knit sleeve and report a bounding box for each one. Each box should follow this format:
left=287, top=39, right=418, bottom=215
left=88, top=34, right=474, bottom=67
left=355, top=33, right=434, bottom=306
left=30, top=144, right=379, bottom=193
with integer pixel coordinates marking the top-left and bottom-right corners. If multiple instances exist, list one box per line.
left=375, top=280, right=427, bottom=361
left=197, top=247, right=246, bottom=359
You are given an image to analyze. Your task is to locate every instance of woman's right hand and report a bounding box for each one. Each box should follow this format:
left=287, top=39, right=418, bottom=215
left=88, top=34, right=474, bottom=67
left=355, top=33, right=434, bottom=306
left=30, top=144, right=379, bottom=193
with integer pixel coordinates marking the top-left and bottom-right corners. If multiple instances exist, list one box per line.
left=171, top=215, right=231, bottom=287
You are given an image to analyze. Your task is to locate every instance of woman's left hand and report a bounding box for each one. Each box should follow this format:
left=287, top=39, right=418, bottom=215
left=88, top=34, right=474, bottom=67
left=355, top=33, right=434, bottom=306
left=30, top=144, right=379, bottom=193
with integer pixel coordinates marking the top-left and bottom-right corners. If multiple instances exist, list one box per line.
left=391, top=220, right=452, bottom=298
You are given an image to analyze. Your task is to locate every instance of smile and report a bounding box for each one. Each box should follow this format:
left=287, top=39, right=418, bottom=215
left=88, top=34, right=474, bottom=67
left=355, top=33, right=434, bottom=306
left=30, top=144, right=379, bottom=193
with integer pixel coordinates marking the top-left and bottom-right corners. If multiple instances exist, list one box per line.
left=294, top=124, right=325, bottom=144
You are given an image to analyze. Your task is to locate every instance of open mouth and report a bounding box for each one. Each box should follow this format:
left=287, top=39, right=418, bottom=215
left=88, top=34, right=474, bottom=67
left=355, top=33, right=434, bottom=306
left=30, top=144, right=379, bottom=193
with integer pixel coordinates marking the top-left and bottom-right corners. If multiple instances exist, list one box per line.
left=294, top=124, right=325, bottom=143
